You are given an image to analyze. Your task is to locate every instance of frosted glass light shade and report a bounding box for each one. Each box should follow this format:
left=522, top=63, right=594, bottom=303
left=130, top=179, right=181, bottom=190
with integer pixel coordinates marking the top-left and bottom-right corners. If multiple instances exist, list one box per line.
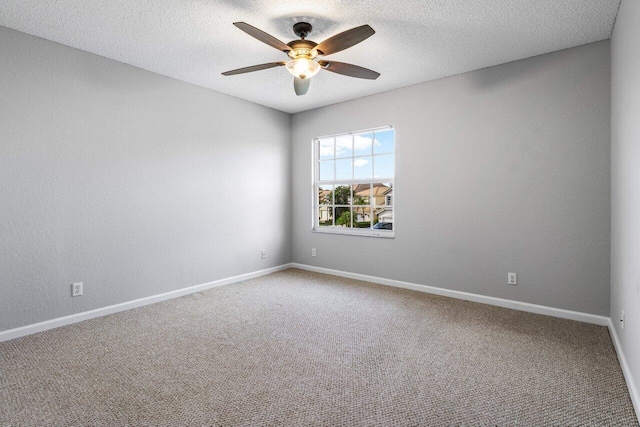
left=286, top=58, right=321, bottom=79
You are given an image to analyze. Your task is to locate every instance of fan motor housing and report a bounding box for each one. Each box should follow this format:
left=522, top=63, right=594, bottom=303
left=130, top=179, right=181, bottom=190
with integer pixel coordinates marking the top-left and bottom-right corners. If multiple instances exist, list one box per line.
left=287, top=39, right=319, bottom=59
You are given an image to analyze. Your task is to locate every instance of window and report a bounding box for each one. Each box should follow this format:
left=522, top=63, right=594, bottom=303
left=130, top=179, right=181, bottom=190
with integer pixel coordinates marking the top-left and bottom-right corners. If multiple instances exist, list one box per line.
left=313, top=126, right=394, bottom=237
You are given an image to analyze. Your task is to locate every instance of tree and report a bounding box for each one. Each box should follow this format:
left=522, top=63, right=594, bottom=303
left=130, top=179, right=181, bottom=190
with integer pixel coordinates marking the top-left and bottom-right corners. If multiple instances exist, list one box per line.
left=333, top=185, right=351, bottom=205
left=353, top=194, right=369, bottom=223
left=336, top=210, right=352, bottom=227
left=332, top=185, right=351, bottom=226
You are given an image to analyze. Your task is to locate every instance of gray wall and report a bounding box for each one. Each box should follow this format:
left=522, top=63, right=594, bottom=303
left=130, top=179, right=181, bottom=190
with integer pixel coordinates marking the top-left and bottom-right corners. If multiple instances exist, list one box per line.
left=292, top=41, right=611, bottom=315
left=0, top=27, right=291, bottom=331
left=611, top=0, right=640, bottom=403
left=0, top=25, right=614, bottom=333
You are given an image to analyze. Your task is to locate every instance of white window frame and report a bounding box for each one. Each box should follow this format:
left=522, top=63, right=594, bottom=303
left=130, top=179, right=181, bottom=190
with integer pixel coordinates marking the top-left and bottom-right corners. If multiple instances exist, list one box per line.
left=312, top=125, right=395, bottom=238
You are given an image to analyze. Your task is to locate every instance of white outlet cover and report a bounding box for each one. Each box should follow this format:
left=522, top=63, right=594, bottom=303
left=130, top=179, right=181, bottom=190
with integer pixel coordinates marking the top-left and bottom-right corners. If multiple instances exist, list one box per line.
left=71, top=282, right=83, bottom=297
left=508, top=273, right=517, bottom=285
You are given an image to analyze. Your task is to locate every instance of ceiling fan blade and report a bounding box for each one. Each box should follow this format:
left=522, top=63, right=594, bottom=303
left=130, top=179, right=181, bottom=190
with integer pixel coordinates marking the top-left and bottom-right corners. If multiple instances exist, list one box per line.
left=222, top=62, right=286, bottom=76
left=294, top=77, right=310, bottom=96
left=314, top=25, right=375, bottom=56
left=318, top=60, right=380, bottom=80
left=233, top=22, right=291, bottom=53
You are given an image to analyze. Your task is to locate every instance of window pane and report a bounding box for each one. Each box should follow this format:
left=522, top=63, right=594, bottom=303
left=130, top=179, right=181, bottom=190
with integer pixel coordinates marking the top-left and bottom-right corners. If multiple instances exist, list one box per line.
left=318, top=138, right=334, bottom=160
left=352, top=183, right=371, bottom=204
left=354, top=206, right=372, bottom=228
left=313, top=126, right=394, bottom=235
left=374, top=129, right=394, bottom=154
left=374, top=154, right=394, bottom=178
left=372, top=182, right=392, bottom=207
left=336, top=158, right=352, bottom=180
left=374, top=207, right=393, bottom=229
left=354, top=133, right=373, bottom=156
left=318, top=206, right=334, bottom=226
left=354, top=157, right=372, bottom=179
left=335, top=134, right=352, bottom=158
left=335, top=206, right=352, bottom=228
left=319, top=160, right=334, bottom=181
left=333, top=185, right=351, bottom=205
left=318, top=185, right=333, bottom=205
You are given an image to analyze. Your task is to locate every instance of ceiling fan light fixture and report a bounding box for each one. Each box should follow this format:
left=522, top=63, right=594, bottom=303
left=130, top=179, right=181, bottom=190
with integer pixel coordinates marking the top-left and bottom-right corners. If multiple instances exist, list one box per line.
left=286, top=58, right=321, bottom=80
left=222, top=22, right=379, bottom=95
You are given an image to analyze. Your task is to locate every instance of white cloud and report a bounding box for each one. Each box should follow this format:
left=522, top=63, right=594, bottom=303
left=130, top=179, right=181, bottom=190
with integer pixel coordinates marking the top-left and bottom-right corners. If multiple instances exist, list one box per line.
left=320, top=133, right=381, bottom=158
left=319, top=138, right=334, bottom=157
left=335, top=135, right=352, bottom=157
left=354, top=158, right=369, bottom=167
left=353, top=135, right=371, bottom=152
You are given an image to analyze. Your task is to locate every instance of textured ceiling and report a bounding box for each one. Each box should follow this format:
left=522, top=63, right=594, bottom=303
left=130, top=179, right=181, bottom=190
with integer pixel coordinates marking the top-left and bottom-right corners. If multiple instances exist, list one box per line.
left=0, top=0, right=621, bottom=114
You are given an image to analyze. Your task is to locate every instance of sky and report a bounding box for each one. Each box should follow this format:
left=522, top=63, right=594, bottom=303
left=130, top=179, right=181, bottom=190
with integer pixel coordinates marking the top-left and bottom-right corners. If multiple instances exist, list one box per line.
left=317, top=129, right=394, bottom=181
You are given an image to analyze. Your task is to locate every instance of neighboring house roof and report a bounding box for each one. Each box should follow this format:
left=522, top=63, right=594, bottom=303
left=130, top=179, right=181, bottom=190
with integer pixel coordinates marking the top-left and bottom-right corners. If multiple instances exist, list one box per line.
left=320, top=184, right=392, bottom=202
left=354, top=183, right=390, bottom=197
left=318, top=189, right=331, bottom=203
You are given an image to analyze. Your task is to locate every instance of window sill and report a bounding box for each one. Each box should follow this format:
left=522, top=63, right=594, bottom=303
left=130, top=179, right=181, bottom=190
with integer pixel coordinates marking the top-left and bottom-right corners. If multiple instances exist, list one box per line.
left=312, top=227, right=395, bottom=239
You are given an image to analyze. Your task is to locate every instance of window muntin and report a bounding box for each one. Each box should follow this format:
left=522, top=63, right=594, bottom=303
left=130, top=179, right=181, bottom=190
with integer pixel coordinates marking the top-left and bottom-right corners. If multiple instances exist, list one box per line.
left=313, top=126, right=394, bottom=236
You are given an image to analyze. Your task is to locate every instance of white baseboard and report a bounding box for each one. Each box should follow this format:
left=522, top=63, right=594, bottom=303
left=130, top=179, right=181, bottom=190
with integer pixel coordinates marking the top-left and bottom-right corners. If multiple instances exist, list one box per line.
left=608, top=319, right=640, bottom=421
left=3, top=262, right=609, bottom=337
left=291, top=263, right=609, bottom=326
left=0, top=263, right=292, bottom=343
left=2, top=263, right=636, bottom=421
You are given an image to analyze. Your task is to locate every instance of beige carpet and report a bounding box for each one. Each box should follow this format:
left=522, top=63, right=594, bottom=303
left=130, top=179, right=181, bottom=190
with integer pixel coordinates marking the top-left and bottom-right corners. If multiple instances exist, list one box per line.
left=0, top=269, right=637, bottom=426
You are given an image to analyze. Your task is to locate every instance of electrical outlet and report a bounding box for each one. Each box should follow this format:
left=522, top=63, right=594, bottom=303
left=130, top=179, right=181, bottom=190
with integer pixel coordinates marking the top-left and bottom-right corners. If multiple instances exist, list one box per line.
left=260, top=250, right=266, bottom=259
left=508, top=273, right=517, bottom=285
left=71, top=282, right=83, bottom=297
left=621, top=311, right=625, bottom=331
left=312, top=248, right=316, bottom=257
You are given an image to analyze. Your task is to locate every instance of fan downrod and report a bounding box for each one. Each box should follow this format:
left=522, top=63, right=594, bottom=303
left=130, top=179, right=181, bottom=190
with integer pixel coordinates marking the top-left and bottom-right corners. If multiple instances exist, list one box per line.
left=293, top=22, right=313, bottom=39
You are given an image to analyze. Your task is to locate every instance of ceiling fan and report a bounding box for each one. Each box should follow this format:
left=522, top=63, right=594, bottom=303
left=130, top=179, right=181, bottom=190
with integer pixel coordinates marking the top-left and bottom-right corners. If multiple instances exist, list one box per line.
left=222, top=22, right=380, bottom=96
